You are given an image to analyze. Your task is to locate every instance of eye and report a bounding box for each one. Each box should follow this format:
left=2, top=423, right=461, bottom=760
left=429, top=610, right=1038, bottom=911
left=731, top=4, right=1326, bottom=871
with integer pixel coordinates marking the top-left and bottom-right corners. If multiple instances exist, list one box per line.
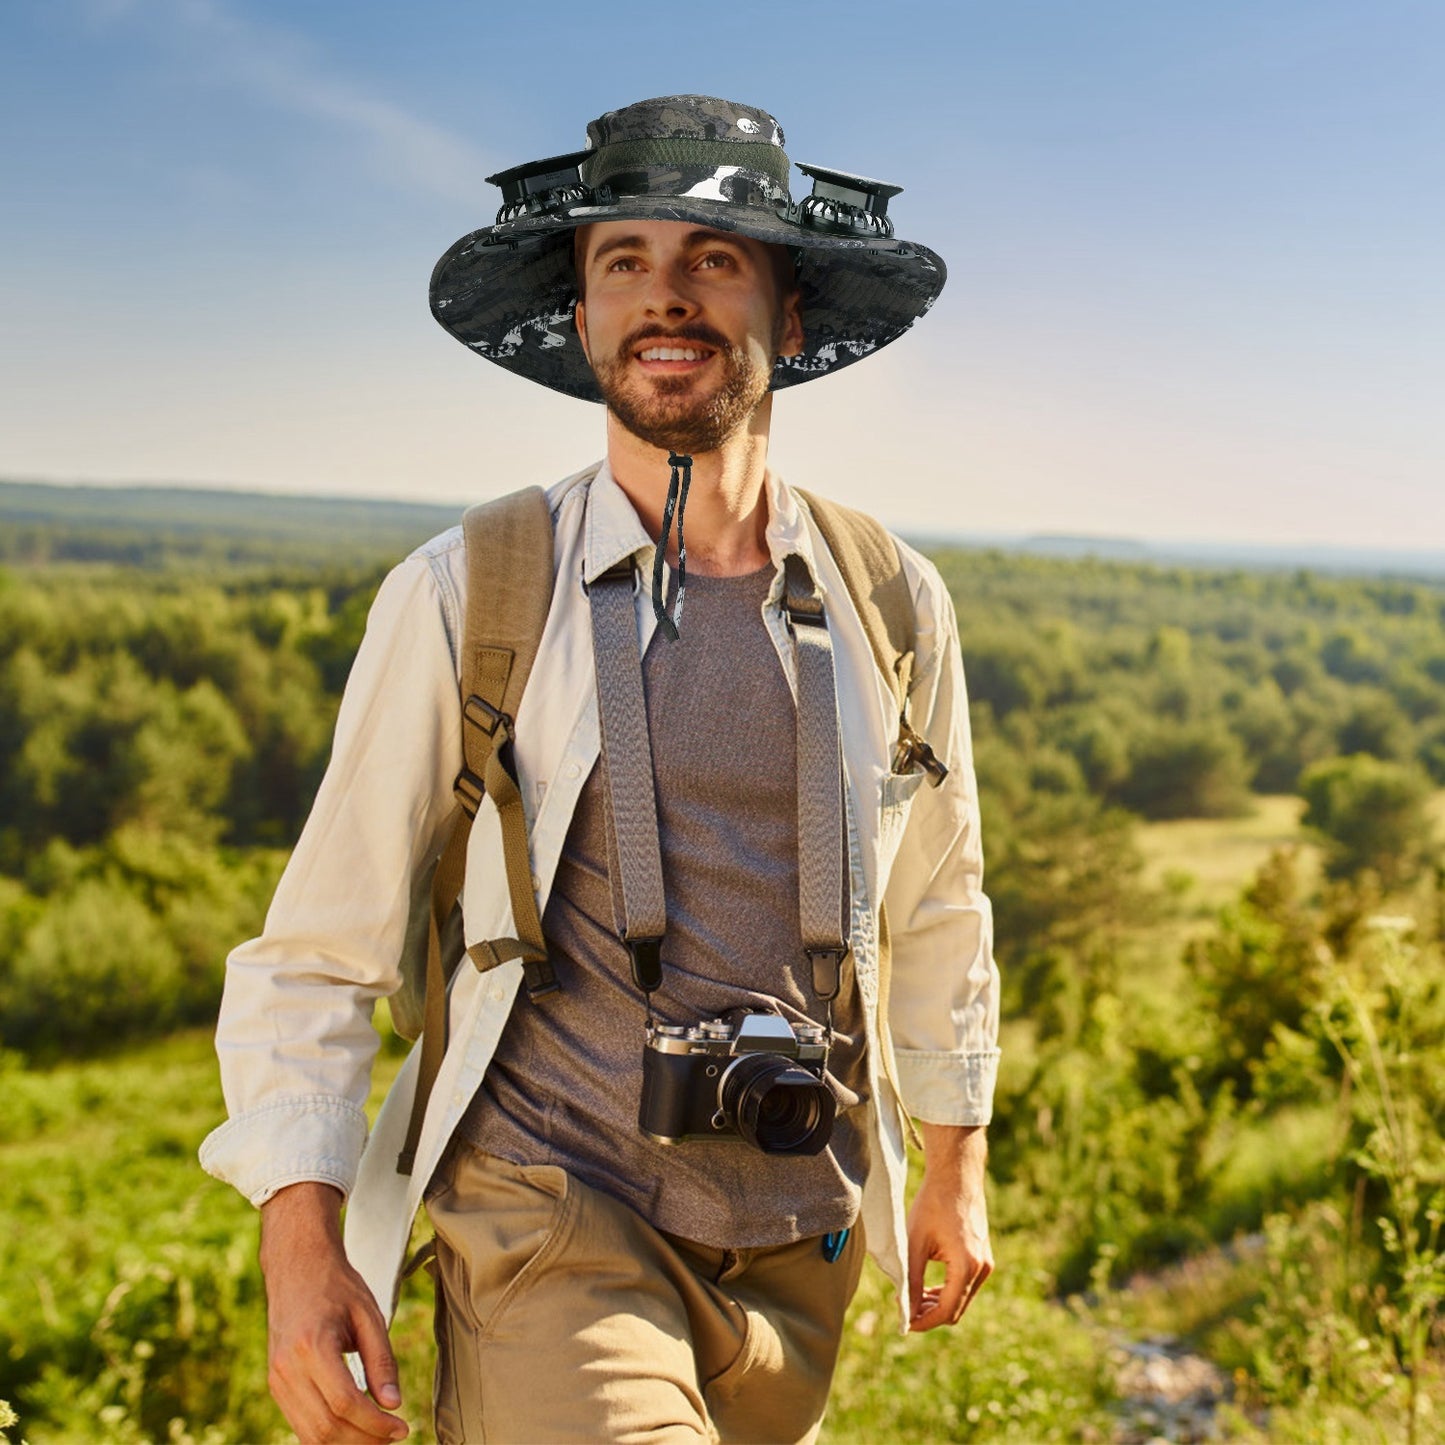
left=696, top=250, right=736, bottom=270
left=606, top=256, right=643, bottom=273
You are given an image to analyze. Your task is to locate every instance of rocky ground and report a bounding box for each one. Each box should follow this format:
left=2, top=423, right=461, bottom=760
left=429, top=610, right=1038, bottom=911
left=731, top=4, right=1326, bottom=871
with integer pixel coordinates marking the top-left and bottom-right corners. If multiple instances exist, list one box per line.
left=1110, top=1333, right=1241, bottom=1443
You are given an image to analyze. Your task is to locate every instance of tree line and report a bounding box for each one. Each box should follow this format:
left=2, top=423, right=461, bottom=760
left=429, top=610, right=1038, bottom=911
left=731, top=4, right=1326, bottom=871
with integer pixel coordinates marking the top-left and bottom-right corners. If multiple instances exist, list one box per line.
left=1, top=546, right=1440, bottom=1057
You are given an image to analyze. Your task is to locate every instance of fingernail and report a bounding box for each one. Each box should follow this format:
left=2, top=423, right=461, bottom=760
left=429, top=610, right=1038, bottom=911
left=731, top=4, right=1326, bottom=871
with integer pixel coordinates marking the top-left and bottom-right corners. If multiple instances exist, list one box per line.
left=379, top=1383, right=401, bottom=1407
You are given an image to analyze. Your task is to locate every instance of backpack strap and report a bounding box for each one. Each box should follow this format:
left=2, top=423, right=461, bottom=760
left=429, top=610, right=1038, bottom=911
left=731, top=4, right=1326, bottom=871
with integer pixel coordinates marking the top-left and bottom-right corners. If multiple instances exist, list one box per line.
left=397, top=485, right=556, bottom=1175
left=794, top=489, right=917, bottom=712
left=793, top=488, right=926, bottom=1151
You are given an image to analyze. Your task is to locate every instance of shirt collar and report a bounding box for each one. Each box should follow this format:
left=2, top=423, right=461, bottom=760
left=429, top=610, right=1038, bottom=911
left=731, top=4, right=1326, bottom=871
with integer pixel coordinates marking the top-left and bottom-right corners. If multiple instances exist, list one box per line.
left=581, top=456, right=828, bottom=597
left=582, top=458, right=656, bottom=584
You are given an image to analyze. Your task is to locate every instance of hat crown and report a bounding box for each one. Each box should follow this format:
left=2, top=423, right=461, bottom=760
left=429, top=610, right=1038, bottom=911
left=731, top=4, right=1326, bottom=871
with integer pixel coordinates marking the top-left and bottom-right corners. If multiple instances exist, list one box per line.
left=586, top=94, right=786, bottom=151
left=578, top=94, right=793, bottom=213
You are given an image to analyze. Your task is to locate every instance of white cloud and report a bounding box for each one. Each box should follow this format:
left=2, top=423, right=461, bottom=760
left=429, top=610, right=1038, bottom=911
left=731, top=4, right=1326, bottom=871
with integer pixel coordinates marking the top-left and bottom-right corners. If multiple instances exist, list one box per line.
left=79, top=0, right=493, bottom=203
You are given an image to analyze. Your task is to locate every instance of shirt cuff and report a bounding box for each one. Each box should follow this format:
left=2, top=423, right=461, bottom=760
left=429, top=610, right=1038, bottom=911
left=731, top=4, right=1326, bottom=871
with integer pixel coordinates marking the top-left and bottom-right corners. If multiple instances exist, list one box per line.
left=199, top=1094, right=370, bottom=1208
left=895, top=1048, right=1000, bottom=1127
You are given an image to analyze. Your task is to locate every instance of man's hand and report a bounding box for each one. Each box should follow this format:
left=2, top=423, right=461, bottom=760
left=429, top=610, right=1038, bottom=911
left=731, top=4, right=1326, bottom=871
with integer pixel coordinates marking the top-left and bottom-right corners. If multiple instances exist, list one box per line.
left=260, top=1182, right=409, bottom=1443
left=906, top=1123, right=993, bottom=1332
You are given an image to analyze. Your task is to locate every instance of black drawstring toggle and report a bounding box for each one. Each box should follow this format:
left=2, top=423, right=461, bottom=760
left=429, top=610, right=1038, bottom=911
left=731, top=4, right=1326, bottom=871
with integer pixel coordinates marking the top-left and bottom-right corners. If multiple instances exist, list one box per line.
left=652, top=453, right=692, bottom=641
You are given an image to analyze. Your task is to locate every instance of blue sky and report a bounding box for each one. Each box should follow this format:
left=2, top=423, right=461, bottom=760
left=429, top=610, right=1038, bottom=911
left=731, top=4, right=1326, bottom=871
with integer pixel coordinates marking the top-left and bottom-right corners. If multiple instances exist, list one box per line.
left=3, top=0, right=1442, bottom=546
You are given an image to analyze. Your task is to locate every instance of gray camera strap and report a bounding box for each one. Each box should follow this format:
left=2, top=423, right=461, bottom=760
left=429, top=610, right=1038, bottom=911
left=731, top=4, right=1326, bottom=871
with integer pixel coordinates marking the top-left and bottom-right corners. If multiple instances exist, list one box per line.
left=589, top=558, right=669, bottom=993
left=781, top=552, right=851, bottom=1002
left=587, top=547, right=851, bottom=1003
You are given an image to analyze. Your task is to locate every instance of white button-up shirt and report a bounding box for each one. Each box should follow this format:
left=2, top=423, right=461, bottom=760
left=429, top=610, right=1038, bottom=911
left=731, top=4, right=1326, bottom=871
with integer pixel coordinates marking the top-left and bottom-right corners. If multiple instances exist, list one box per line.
left=200, top=461, right=999, bottom=1332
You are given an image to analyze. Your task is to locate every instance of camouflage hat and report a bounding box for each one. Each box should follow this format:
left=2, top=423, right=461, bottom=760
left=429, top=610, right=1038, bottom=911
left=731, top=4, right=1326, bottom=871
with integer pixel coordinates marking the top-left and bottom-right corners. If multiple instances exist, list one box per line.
left=430, top=94, right=946, bottom=402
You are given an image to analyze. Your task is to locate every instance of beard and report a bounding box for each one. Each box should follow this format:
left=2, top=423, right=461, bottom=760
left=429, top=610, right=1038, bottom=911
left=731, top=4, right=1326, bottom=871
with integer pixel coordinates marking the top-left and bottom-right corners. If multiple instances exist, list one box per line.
left=589, top=321, right=777, bottom=456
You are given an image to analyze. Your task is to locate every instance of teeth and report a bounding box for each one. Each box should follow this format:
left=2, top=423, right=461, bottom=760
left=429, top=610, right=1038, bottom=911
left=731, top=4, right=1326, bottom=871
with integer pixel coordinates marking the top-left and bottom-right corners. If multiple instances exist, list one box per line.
left=639, top=347, right=708, bottom=362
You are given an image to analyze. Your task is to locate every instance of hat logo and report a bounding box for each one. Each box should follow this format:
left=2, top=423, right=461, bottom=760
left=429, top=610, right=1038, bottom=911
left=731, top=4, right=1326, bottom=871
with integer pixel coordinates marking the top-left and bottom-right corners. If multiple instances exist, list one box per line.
left=682, top=166, right=742, bottom=202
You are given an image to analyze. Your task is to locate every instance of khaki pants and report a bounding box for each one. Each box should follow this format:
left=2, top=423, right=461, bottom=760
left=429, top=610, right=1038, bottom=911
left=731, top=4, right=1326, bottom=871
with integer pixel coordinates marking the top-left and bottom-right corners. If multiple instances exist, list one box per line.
left=425, top=1143, right=864, bottom=1444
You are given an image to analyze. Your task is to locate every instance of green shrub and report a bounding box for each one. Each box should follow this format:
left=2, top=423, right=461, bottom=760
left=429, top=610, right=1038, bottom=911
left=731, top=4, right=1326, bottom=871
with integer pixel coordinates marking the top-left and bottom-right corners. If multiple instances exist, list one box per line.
left=2, top=876, right=185, bottom=1049
left=1299, top=754, right=1437, bottom=887
left=1117, top=722, right=1252, bottom=820
left=0, top=832, right=283, bottom=1057
left=1189, top=848, right=1327, bottom=1100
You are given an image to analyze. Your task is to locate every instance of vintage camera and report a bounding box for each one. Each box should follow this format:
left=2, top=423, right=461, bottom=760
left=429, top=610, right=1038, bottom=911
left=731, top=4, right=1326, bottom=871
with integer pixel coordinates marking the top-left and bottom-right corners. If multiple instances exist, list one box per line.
left=638, top=1010, right=836, bottom=1155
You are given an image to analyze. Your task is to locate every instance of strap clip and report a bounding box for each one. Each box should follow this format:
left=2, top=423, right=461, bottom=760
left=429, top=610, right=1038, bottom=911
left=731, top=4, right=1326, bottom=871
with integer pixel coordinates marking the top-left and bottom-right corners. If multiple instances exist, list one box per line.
left=463, top=694, right=512, bottom=740
left=453, top=767, right=485, bottom=818
left=784, top=595, right=827, bottom=628
left=523, top=956, right=560, bottom=999
left=808, top=948, right=846, bottom=1002
left=628, top=938, right=664, bottom=994
left=470, top=938, right=558, bottom=999
left=455, top=696, right=516, bottom=815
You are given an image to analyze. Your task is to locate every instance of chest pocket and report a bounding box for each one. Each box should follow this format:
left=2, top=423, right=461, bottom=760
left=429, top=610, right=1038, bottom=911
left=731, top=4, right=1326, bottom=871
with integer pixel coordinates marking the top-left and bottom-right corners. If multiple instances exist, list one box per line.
left=878, top=768, right=926, bottom=885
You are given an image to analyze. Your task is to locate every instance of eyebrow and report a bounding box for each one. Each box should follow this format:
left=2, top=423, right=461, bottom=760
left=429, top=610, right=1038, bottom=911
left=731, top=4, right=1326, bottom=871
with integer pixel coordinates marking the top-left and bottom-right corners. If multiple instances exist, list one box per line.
left=587, top=229, right=745, bottom=267
left=588, top=233, right=648, bottom=265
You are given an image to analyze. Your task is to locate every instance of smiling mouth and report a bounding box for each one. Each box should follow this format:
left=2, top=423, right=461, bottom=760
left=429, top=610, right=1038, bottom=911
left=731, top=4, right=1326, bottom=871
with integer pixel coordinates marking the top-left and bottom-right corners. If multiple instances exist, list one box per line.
left=634, top=344, right=716, bottom=368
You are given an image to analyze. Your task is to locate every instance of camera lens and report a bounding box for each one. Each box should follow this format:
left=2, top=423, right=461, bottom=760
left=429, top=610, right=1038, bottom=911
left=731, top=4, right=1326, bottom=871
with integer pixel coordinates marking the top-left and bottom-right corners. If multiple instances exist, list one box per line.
left=721, top=1055, right=836, bottom=1155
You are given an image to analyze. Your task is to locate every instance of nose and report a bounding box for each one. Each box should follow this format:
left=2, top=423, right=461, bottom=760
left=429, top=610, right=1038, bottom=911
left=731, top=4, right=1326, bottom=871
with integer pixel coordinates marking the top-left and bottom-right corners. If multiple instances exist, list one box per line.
left=642, top=258, right=701, bottom=323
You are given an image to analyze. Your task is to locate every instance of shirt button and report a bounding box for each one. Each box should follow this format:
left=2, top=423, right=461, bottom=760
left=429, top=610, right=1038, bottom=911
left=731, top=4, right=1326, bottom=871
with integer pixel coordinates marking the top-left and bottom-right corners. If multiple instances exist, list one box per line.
left=565, top=763, right=581, bottom=779
left=531, top=874, right=542, bottom=891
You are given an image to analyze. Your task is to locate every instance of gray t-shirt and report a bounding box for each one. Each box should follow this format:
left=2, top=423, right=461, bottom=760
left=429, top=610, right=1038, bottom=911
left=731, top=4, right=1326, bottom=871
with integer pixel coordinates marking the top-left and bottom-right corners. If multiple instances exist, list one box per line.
left=461, top=562, right=869, bottom=1247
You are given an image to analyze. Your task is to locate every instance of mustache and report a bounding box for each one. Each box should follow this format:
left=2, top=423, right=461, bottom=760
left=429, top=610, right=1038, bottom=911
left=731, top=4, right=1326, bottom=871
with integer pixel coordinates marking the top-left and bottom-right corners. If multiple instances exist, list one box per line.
left=619, top=322, right=732, bottom=356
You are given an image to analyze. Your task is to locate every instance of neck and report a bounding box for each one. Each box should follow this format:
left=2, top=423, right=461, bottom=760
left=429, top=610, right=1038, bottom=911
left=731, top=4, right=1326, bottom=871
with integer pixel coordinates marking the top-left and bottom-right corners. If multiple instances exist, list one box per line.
left=605, top=397, right=774, bottom=577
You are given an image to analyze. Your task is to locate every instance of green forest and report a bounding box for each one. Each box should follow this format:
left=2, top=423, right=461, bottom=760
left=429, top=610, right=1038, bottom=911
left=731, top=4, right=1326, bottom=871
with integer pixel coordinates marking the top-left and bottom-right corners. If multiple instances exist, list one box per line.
left=2, top=483, right=1443, bottom=1443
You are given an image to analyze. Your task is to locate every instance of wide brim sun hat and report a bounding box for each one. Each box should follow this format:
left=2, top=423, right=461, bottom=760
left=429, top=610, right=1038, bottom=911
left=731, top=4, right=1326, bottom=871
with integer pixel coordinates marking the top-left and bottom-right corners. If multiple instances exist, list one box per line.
left=430, top=94, right=947, bottom=402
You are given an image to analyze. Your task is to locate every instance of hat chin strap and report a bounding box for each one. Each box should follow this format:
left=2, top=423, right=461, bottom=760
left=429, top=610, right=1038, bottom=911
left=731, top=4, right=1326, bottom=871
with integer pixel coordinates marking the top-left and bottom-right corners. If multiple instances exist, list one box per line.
left=651, top=453, right=692, bottom=641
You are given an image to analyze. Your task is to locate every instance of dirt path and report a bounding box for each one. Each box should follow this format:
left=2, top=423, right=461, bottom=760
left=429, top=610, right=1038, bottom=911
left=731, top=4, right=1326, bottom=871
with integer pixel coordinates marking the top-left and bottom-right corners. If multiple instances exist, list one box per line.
left=1110, top=1332, right=1234, bottom=1443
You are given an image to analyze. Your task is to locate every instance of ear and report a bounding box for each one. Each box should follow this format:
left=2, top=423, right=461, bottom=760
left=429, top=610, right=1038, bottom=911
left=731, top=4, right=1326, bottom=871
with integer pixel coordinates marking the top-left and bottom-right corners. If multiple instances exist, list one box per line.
left=574, top=299, right=590, bottom=361
left=777, top=287, right=804, bottom=360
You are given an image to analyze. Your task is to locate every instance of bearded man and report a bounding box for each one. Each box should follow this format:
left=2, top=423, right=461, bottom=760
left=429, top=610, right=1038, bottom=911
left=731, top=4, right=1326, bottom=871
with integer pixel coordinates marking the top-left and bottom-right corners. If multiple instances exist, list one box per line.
left=202, top=94, right=999, bottom=1445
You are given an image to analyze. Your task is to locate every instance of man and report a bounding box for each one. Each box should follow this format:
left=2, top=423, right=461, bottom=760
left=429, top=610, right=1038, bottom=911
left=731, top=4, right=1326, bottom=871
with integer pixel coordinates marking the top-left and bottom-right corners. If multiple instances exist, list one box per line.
left=202, top=94, right=999, bottom=1443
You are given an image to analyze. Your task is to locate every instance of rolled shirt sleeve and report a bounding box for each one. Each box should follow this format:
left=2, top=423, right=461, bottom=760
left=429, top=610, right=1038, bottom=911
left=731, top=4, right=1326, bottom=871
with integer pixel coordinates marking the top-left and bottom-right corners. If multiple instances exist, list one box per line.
left=199, top=548, right=461, bottom=1205
left=881, top=550, right=1000, bottom=1127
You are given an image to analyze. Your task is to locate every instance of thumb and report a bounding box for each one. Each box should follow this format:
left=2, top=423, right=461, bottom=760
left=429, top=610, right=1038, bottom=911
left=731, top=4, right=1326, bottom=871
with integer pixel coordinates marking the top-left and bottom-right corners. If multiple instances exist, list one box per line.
left=907, top=1222, right=927, bottom=1322
left=352, top=1293, right=401, bottom=1410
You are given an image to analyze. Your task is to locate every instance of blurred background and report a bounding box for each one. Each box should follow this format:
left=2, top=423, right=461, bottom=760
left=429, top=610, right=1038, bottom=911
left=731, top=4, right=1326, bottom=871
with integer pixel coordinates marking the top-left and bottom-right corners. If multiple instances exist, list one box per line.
left=2, top=3, right=1443, bottom=1442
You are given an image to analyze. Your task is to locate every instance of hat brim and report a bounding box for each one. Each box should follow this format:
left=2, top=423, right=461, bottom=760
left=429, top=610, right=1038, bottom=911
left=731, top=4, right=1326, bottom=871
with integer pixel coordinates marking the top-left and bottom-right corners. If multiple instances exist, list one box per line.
left=430, top=194, right=946, bottom=403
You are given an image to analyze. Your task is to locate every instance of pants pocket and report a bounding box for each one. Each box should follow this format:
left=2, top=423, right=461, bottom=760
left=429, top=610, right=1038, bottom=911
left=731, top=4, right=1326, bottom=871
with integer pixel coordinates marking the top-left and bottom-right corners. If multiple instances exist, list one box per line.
left=427, top=1147, right=574, bottom=1339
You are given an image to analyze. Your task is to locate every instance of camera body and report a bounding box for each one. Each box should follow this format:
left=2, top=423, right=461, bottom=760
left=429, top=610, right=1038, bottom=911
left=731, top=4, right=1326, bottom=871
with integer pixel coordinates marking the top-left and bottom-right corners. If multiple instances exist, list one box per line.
left=639, top=1010, right=836, bottom=1156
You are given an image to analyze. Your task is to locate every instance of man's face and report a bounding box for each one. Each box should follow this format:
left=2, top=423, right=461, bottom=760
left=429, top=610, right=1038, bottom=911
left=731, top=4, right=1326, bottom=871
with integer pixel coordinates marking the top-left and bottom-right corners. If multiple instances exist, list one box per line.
left=574, top=219, right=804, bottom=456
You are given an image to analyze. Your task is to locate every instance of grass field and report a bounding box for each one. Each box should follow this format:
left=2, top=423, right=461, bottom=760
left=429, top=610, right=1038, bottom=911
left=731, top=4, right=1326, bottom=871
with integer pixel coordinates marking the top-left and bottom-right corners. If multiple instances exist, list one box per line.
left=1137, top=794, right=1315, bottom=913
left=3, top=799, right=1440, bottom=1442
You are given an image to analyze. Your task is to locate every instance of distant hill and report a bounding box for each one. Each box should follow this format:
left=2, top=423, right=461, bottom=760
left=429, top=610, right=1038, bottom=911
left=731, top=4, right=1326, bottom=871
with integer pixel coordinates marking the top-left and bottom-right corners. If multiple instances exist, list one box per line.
left=0, top=478, right=462, bottom=571
left=5, top=476, right=1444, bottom=581
left=909, top=530, right=1445, bottom=581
